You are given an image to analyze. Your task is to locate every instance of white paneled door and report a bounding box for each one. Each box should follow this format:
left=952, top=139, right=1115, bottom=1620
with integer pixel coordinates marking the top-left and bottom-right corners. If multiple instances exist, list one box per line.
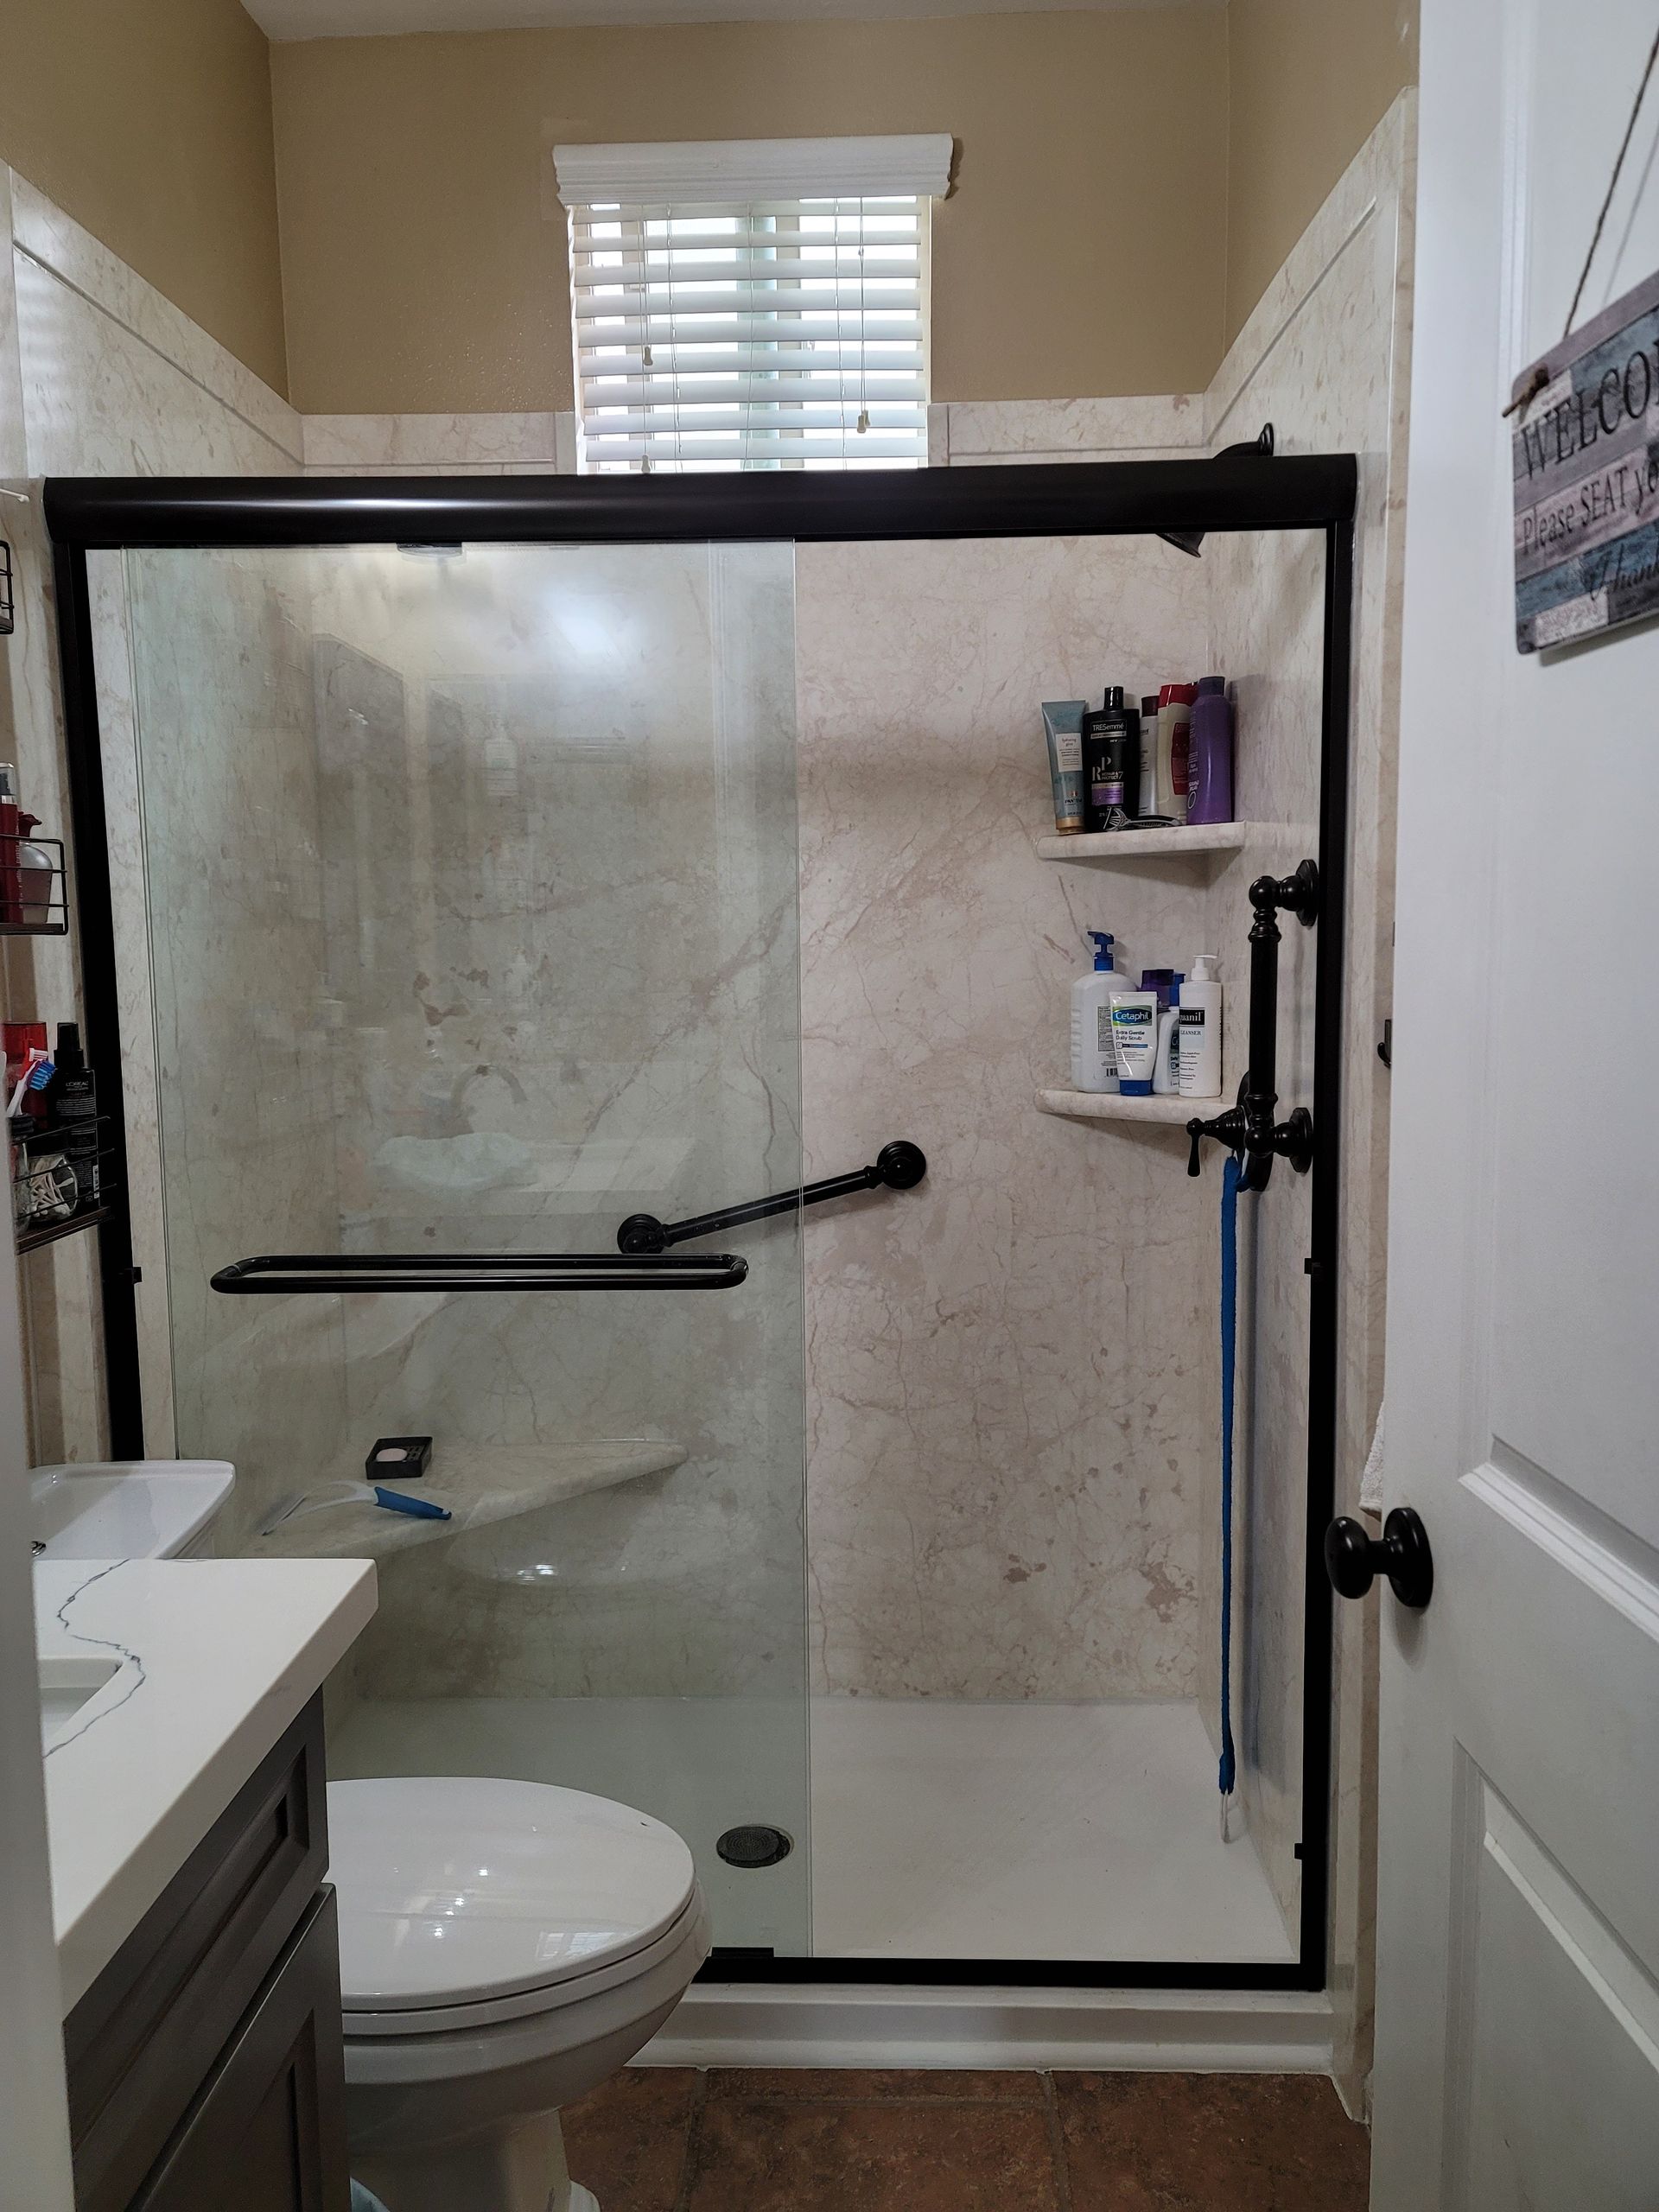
left=1372, top=0, right=1659, bottom=2203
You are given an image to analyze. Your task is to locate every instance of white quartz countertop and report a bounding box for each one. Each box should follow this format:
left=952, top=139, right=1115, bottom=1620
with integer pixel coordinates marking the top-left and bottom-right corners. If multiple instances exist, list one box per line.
left=37, top=1555, right=377, bottom=2014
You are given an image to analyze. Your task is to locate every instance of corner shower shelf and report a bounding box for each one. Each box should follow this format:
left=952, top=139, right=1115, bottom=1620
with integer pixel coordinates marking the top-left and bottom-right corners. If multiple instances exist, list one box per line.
left=16, top=1204, right=111, bottom=1256
left=247, top=1438, right=688, bottom=1562
left=1035, top=823, right=1256, bottom=862
left=1035, top=1089, right=1202, bottom=1127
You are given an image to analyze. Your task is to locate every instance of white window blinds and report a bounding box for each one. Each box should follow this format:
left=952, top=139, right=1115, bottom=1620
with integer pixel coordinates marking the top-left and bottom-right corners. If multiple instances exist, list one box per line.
left=556, top=138, right=950, bottom=474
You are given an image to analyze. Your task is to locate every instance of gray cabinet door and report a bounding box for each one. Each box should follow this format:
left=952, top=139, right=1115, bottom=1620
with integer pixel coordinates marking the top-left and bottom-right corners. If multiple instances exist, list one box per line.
left=130, top=1889, right=349, bottom=2212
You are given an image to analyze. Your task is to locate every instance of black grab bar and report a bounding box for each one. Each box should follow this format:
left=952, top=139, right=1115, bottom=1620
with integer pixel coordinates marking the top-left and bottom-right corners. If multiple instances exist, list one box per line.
left=1185, top=862, right=1319, bottom=1192
left=617, top=1140, right=927, bottom=1255
left=211, top=1251, right=748, bottom=1294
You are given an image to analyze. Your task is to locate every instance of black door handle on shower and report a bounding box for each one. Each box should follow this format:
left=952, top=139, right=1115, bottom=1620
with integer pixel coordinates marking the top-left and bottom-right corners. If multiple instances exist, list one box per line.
left=617, top=1140, right=926, bottom=1255
left=1325, top=1507, right=1433, bottom=1611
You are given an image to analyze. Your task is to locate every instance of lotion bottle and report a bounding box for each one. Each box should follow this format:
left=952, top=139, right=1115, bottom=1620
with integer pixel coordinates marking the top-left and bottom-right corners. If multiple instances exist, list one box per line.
left=1153, top=978, right=1184, bottom=1095
left=1071, top=931, right=1122, bottom=1093
left=1178, top=953, right=1224, bottom=1098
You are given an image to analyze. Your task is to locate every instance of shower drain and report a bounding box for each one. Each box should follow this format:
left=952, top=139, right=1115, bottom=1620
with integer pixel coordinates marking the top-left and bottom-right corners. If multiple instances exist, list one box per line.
left=716, top=1823, right=794, bottom=1869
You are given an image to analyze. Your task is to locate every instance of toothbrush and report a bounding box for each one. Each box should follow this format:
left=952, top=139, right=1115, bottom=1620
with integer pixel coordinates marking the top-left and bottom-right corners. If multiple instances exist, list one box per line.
left=259, top=1482, right=452, bottom=1536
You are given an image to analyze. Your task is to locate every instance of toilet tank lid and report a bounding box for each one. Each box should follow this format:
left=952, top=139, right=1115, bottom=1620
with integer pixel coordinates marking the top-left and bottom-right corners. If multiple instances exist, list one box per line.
left=327, top=1777, right=698, bottom=2012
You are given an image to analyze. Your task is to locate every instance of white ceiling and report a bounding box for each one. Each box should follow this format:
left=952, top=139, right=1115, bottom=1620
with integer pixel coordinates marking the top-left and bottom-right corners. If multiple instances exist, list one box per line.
left=247, top=0, right=1209, bottom=38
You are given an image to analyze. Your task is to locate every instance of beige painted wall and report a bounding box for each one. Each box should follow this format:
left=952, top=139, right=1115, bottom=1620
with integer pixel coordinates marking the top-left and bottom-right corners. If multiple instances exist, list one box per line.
left=270, top=10, right=1229, bottom=416
left=0, top=1, right=1417, bottom=416
left=1224, top=0, right=1419, bottom=346
left=0, top=0, right=288, bottom=395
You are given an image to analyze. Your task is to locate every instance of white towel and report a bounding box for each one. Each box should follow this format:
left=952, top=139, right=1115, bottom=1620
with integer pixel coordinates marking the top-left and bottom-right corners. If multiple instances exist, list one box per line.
left=1359, top=1399, right=1385, bottom=1516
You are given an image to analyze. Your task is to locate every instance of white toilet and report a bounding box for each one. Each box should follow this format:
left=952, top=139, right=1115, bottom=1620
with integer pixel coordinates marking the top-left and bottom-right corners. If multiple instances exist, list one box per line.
left=327, top=1777, right=710, bottom=2212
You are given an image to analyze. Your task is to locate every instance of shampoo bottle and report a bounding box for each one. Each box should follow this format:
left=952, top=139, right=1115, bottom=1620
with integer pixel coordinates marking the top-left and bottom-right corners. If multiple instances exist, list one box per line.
left=1081, top=689, right=1135, bottom=832
left=1185, top=677, right=1234, bottom=825
left=1138, top=695, right=1161, bottom=818
left=1153, top=685, right=1194, bottom=823
left=1071, top=931, right=1123, bottom=1093
left=1178, top=954, right=1224, bottom=1098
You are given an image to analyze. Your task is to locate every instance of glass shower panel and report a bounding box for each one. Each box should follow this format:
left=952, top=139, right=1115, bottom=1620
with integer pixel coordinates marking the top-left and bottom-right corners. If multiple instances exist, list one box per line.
left=124, top=538, right=809, bottom=1955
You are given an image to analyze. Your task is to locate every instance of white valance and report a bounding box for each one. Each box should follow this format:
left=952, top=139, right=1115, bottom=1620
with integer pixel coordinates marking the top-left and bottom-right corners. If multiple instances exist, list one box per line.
left=553, top=134, right=954, bottom=208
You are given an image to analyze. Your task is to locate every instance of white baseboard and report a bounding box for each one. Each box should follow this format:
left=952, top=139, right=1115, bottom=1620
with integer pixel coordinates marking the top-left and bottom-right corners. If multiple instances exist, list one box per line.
left=640, top=1982, right=1333, bottom=2074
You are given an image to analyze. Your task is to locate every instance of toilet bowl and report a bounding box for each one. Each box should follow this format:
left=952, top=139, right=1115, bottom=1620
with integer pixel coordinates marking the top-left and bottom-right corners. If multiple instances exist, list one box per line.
left=327, top=1777, right=710, bottom=2212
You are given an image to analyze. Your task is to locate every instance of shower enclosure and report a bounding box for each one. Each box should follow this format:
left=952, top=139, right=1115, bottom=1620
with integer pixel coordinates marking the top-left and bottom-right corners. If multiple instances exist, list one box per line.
left=47, top=457, right=1354, bottom=1990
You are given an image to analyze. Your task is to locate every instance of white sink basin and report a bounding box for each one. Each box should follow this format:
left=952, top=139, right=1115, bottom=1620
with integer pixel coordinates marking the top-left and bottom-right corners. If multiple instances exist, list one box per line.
left=39, top=1656, right=123, bottom=1745
left=32, top=1460, right=235, bottom=1561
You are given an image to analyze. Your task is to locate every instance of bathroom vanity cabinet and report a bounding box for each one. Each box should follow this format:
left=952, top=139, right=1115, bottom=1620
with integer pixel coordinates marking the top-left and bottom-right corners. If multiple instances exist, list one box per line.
left=62, top=1696, right=350, bottom=2212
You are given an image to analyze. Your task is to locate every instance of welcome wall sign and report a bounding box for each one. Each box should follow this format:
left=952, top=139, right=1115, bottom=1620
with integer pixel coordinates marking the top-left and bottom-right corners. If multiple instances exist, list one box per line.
left=1512, top=266, right=1659, bottom=652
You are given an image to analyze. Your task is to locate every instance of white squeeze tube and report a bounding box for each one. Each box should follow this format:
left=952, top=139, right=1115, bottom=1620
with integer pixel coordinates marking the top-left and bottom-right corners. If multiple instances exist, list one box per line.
left=1108, top=990, right=1160, bottom=1096
left=1179, top=953, right=1224, bottom=1098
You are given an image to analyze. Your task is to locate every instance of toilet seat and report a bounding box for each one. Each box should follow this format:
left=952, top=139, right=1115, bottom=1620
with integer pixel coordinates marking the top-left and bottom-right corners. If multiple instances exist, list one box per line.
left=327, top=1777, right=700, bottom=2035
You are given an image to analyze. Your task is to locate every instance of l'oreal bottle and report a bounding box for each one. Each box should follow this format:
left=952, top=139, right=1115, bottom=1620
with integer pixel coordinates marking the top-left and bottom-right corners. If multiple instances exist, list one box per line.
left=1070, top=931, right=1123, bottom=1093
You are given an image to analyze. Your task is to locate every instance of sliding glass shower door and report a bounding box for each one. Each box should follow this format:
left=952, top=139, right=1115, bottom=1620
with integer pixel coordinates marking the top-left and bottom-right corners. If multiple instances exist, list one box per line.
left=121, top=537, right=810, bottom=1953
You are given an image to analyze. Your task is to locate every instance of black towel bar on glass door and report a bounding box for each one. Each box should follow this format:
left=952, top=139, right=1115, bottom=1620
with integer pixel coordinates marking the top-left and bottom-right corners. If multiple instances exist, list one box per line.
left=616, top=1140, right=927, bottom=1255
left=210, top=1251, right=748, bottom=1294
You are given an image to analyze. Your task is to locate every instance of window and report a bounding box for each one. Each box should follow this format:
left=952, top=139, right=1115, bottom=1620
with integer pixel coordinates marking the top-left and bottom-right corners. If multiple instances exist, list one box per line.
left=555, top=136, right=952, bottom=474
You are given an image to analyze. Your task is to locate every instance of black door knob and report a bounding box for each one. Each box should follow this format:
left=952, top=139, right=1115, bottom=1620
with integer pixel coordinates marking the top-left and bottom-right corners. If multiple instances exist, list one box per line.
left=1324, top=1506, right=1433, bottom=1611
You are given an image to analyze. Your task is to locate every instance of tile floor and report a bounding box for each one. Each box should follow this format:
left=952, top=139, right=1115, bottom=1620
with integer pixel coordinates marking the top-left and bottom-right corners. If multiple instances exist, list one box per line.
left=562, top=2067, right=1370, bottom=2210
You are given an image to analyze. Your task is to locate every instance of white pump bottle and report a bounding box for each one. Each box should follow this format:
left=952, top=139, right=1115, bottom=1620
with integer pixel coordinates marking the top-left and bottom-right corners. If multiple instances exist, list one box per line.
left=1071, top=931, right=1122, bottom=1093
left=1178, top=952, right=1224, bottom=1098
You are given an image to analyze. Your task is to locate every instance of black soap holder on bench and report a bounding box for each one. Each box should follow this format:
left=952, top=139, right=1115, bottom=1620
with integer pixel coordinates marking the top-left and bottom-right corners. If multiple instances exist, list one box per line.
left=365, top=1435, right=433, bottom=1482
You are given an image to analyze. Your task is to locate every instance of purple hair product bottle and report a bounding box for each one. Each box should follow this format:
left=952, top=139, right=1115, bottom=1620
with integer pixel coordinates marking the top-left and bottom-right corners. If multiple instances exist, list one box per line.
left=1186, top=676, right=1234, bottom=825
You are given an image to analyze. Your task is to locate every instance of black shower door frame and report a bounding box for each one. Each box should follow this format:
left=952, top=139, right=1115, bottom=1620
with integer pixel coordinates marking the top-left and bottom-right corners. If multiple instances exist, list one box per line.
left=44, top=454, right=1357, bottom=1996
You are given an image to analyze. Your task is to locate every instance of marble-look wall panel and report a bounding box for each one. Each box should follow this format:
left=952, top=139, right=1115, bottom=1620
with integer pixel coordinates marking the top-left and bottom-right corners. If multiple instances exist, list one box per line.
left=13, top=257, right=298, bottom=481
left=937, top=394, right=1207, bottom=466
left=303, top=412, right=573, bottom=472
left=0, top=167, right=301, bottom=1471
left=795, top=533, right=1213, bottom=1700
left=0, top=168, right=107, bottom=1465
left=239, top=543, right=810, bottom=1707
left=122, top=548, right=351, bottom=1554
left=1198, top=560, right=1324, bottom=1941
left=89, top=550, right=174, bottom=1454
left=9, top=178, right=302, bottom=467
left=1201, top=94, right=1416, bottom=2101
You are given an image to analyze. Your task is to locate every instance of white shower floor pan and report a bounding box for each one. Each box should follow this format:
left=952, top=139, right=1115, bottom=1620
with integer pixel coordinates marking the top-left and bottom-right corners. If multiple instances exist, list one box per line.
left=330, top=1694, right=1295, bottom=1967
